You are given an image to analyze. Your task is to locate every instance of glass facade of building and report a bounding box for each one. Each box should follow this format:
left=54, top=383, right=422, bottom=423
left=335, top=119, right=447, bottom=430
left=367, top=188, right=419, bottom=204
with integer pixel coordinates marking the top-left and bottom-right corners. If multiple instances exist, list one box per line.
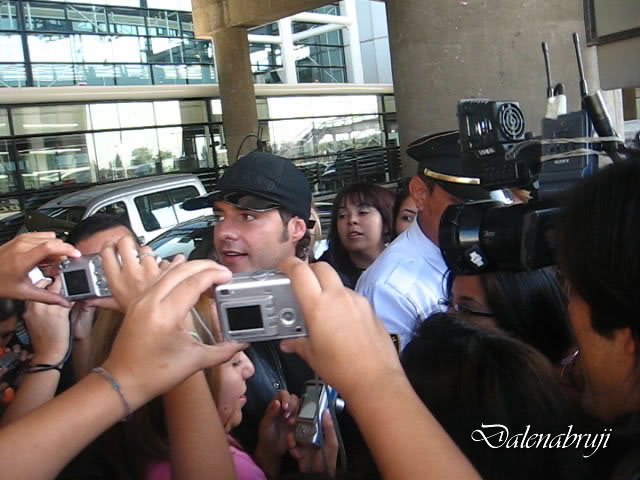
left=0, top=0, right=214, bottom=86
left=249, top=2, right=347, bottom=84
left=0, top=90, right=396, bottom=223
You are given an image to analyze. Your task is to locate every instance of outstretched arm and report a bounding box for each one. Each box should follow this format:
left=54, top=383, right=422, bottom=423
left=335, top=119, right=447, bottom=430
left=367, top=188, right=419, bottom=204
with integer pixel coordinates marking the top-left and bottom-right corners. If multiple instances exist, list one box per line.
left=0, top=254, right=247, bottom=480
left=280, top=259, right=481, bottom=480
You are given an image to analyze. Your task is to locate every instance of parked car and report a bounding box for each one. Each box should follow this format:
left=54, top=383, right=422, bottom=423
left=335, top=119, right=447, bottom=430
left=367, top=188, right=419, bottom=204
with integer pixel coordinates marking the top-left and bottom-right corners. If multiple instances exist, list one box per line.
left=21, top=174, right=212, bottom=244
left=146, top=214, right=216, bottom=260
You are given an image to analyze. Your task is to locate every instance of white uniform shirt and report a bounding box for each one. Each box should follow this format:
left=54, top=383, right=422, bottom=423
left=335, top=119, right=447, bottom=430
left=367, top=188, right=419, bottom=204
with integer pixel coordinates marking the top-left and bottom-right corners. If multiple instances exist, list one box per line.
left=355, top=218, right=448, bottom=349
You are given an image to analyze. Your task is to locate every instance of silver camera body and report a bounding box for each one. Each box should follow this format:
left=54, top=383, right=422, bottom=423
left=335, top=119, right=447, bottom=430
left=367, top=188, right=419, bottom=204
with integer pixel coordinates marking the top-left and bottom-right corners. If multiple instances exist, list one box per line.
left=295, top=380, right=330, bottom=447
left=59, top=253, right=111, bottom=301
left=216, top=269, right=307, bottom=343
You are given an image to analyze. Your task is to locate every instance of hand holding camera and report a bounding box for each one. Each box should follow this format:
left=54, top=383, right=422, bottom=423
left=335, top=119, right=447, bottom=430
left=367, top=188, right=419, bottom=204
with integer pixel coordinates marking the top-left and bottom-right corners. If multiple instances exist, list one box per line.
left=0, top=232, right=80, bottom=307
left=24, top=277, right=72, bottom=366
left=278, top=258, right=404, bottom=400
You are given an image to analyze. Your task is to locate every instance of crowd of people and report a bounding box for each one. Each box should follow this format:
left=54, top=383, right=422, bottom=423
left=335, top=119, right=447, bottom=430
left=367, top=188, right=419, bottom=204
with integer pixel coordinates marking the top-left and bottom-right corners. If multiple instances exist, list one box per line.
left=0, top=134, right=639, bottom=480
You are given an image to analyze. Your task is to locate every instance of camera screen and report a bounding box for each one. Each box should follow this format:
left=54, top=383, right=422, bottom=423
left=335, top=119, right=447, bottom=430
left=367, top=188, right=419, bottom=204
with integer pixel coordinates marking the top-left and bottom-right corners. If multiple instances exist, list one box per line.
left=299, top=386, right=321, bottom=419
left=63, top=270, right=91, bottom=296
left=227, top=305, right=263, bottom=331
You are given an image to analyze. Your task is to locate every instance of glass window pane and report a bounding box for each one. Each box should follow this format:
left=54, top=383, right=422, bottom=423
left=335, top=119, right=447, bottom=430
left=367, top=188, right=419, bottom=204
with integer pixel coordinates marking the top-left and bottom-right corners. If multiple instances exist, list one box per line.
left=92, top=130, right=125, bottom=181
left=28, top=33, right=72, bottom=62
left=89, top=103, right=120, bottom=130
left=179, top=12, right=193, bottom=37
left=108, top=7, right=146, bottom=35
left=152, top=64, right=186, bottom=84
left=0, top=110, right=8, bottom=136
left=67, top=4, right=107, bottom=33
left=111, top=35, right=145, bottom=63
left=383, top=95, right=396, bottom=113
left=121, top=128, right=159, bottom=177
left=117, top=102, right=155, bottom=128
left=154, top=100, right=207, bottom=125
left=183, top=39, right=213, bottom=64
left=106, top=0, right=139, bottom=7
left=82, top=64, right=116, bottom=86
left=0, top=140, right=18, bottom=194
left=32, top=63, right=75, bottom=86
left=24, top=2, right=69, bottom=32
left=156, top=125, right=180, bottom=172
left=13, top=104, right=91, bottom=135
left=0, top=63, right=27, bottom=87
left=17, top=133, right=95, bottom=190
left=77, top=34, right=114, bottom=63
left=135, top=191, right=177, bottom=231
left=94, top=200, right=128, bottom=219
left=115, top=63, right=151, bottom=85
left=0, top=33, right=23, bottom=61
left=149, top=37, right=183, bottom=63
left=147, top=9, right=179, bottom=36
left=0, top=1, right=19, bottom=30
left=184, top=64, right=214, bottom=84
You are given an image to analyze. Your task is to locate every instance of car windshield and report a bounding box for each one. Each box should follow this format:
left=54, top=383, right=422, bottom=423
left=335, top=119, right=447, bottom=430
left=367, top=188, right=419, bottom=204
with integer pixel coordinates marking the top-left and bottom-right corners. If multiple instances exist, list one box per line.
left=39, top=207, right=86, bottom=224
left=147, top=217, right=215, bottom=260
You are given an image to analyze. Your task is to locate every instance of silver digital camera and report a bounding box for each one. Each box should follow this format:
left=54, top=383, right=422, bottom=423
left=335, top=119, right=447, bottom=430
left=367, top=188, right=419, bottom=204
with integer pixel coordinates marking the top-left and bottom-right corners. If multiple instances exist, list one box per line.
left=295, top=380, right=331, bottom=447
left=59, top=253, right=112, bottom=301
left=215, top=269, right=307, bottom=343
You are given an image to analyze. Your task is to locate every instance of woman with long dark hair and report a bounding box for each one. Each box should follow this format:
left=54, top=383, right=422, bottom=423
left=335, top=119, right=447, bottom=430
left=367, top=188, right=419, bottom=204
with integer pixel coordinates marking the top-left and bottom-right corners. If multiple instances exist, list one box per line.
left=319, top=183, right=394, bottom=289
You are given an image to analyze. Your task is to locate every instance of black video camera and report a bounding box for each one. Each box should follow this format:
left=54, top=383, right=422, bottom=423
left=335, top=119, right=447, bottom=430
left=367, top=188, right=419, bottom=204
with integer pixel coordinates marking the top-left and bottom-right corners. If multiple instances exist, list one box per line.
left=439, top=99, right=575, bottom=275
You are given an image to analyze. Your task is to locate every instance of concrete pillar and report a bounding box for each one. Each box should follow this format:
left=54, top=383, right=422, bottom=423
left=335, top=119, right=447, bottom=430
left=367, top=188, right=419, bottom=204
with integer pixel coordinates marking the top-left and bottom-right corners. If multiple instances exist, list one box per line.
left=385, top=0, right=598, bottom=177
left=279, top=18, right=298, bottom=84
left=343, top=0, right=364, bottom=83
left=622, top=88, right=638, bottom=121
left=213, top=27, right=259, bottom=164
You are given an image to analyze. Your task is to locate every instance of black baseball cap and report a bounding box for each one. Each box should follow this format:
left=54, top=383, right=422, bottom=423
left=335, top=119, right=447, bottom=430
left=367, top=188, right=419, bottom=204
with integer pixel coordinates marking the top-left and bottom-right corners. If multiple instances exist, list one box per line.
left=182, top=151, right=312, bottom=222
left=406, top=130, right=491, bottom=201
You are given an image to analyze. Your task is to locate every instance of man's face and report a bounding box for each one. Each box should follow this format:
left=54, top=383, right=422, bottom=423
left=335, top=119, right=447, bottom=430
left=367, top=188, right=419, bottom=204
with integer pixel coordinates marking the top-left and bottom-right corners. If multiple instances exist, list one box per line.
left=410, top=177, right=461, bottom=245
left=75, top=226, right=134, bottom=256
left=213, top=202, right=297, bottom=273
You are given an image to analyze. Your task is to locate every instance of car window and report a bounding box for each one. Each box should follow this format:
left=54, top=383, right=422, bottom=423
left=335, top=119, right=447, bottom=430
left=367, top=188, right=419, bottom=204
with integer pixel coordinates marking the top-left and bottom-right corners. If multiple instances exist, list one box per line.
left=39, top=207, right=86, bottom=224
left=94, top=201, right=129, bottom=223
left=134, top=192, right=178, bottom=232
left=170, top=185, right=211, bottom=223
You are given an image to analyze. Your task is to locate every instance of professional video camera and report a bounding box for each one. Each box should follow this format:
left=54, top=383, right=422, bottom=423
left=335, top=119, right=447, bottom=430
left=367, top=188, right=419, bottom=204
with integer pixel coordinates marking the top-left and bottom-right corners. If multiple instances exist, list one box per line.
left=439, top=34, right=627, bottom=275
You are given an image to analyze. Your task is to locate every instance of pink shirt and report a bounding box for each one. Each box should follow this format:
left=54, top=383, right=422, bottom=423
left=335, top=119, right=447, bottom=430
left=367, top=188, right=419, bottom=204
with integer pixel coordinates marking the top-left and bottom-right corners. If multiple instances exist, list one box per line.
left=145, top=436, right=267, bottom=480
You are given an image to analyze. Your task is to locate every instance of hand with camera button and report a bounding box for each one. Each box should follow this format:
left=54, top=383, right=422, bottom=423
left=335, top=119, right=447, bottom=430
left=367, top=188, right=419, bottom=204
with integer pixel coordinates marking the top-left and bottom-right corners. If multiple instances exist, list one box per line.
left=287, top=410, right=338, bottom=476
left=255, top=390, right=300, bottom=479
left=0, top=232, right=80, bottom=307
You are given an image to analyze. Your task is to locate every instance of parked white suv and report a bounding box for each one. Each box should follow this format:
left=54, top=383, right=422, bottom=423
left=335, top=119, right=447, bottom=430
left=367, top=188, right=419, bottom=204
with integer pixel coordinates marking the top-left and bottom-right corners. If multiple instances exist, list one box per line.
left=22, top=174, right=212, bottom=244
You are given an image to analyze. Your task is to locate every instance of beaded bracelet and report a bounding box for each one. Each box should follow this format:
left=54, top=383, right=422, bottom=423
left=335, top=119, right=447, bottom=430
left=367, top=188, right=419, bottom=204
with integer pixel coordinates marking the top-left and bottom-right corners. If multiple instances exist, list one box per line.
left=92, top=367, right=131, bottom=421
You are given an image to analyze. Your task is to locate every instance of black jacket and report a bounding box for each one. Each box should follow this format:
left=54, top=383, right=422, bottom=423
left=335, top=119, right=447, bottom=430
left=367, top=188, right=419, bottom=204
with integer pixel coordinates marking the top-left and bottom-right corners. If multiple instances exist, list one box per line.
left=232, top=340, right=314, bottom=452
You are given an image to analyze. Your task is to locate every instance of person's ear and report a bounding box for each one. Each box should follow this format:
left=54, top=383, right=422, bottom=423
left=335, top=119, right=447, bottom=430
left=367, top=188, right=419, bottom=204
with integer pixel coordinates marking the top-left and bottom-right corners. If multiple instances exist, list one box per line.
left=409, top=176, right=428, bottom=211
left=289, top=217, right=306, bottom=243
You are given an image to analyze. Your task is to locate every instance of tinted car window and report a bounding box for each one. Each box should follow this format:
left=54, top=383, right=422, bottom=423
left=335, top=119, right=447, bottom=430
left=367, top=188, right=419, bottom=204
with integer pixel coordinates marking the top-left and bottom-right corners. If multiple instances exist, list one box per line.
left=134, top=191, right=178, bottom=232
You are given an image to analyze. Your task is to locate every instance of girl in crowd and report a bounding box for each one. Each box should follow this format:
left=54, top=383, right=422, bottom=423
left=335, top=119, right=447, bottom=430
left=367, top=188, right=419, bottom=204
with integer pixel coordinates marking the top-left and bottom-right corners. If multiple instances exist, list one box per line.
left=392, top=186, right=417, bottom=238
left=319, top=183, right=394, bottom=289
left=445, top=268, right=574, bottom=364
left=88, top=299, right=336, bottom=480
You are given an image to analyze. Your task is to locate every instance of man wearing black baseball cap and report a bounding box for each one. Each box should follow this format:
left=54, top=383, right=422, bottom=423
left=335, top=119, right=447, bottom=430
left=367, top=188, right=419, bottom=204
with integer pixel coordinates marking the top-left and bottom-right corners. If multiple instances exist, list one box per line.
left=356, top=131, right=492, bottom=349
left=186, top=151, right=314, bottom=454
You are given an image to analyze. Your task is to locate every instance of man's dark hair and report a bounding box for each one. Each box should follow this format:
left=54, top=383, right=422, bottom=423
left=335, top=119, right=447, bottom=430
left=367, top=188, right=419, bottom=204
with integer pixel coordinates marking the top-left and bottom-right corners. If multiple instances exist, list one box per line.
left=278, top=209, right=310, bottom=260
left=557, top=155, right=640, bottom=349
left=66, top=214, right=133, bottom=247
left=402, top=313, right=587, bottom=480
